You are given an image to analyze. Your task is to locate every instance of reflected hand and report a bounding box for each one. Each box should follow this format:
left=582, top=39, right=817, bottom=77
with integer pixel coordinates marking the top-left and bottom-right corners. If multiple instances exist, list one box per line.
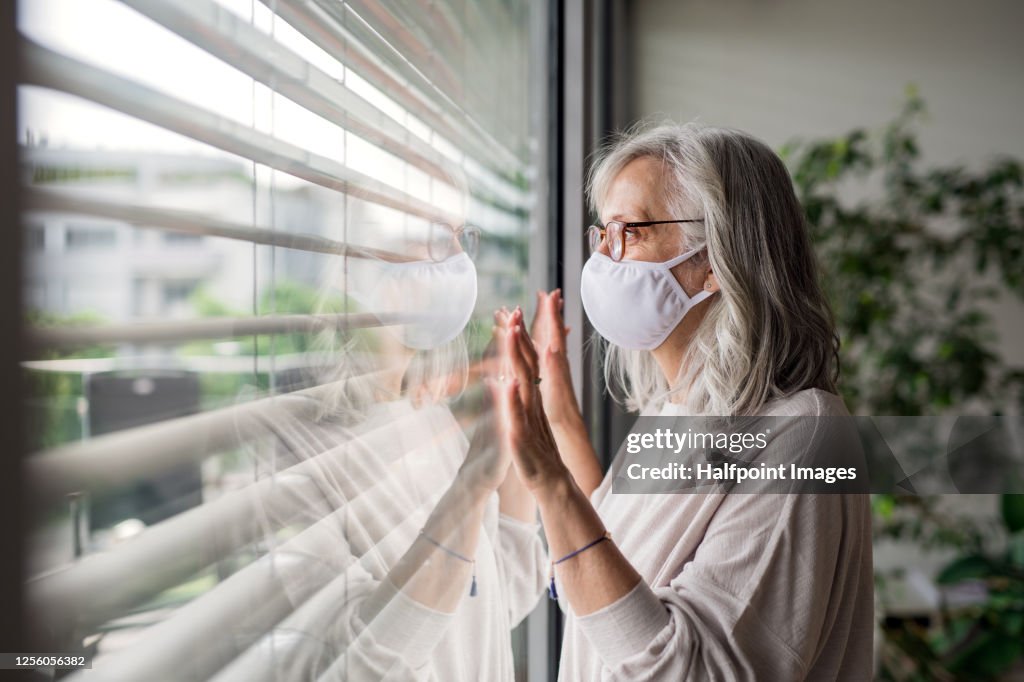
left=458, top=317, right=514, bottom=492
left=529, top=290, right=581, bottom=427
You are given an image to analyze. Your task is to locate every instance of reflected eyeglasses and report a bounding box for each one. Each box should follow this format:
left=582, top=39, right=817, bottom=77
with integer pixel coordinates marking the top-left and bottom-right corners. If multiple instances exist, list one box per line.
left=587, top=219, right=705, bottom=262
left=428, top=222, right=481, bottom=262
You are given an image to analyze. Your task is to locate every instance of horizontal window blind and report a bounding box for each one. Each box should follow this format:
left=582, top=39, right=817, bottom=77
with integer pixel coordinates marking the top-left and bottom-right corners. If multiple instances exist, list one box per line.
left=20, top=0, right=549, bottom=679
left=24, top=186, right=421, bottom=260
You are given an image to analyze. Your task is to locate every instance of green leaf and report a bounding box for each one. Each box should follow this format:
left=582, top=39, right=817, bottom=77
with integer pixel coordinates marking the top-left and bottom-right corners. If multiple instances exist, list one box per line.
left=872, top=494, right=896, bottom=520
left=1008, top=535, right=1024, bottom=568
left=937, top=555, right=992, bottom=584
left=1003, top=494, right=1024, bottom=532
left=1006, top=611, right=1024, bottom=636
left=948, top=632, right=1022, bottom=677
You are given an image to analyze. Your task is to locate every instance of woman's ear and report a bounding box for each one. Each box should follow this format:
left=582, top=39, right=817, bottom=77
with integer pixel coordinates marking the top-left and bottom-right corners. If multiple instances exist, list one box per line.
left=702, top=271, right=720, bottom=294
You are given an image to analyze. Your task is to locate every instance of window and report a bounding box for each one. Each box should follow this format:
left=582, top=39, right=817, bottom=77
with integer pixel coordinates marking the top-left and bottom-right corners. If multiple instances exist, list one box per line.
left=162, top=280, right=194, bottom=304
left=20, top=0, right=551, bottom=679
left=65, top=223, right=117, bottom=250
left=163, top=231, right=203, bottom=246
left=25, top=221, right=45, bottom=250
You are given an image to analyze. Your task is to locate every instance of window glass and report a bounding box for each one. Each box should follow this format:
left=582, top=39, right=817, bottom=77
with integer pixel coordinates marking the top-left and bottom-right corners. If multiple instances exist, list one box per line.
left=20, top=0, right=550, bottom=678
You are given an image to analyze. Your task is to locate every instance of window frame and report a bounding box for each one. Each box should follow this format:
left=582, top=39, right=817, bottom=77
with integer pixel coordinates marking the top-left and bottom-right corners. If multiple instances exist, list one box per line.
left=2, top=0, right=27, bottom=657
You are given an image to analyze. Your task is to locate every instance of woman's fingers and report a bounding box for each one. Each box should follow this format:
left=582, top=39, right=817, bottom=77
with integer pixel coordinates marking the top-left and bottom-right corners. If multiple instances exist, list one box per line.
left=543, top=293, right=560, bottom=352
left=542, top=290, right=568, bottom=351
left=507, top=307, right=538, bottom=374
left=514, top=320, right=541, bottom=375
left=530, top=291, right=545, bottom=340
left=494, top=306, right=512, bottom=329
left=493, top=300, right=558, bottom=390
left=502, top=378, right=537, bottom=477
left=490, top=307, right=519, bottom=374
left=494, top=375, right=525, bottom=455
left=506, top=324, right=537, bottom=407
left=530, top=290, right=560, bottom=352
left=499, top=374, right=561, bottom=490
left=480, top=322, right=502, bottom=374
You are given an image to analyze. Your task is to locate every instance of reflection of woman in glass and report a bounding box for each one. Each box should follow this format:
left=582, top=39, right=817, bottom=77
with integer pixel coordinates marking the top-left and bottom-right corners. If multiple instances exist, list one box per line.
left=495, top=124, right=874, bottom=680
left=231, top=202, right=547, bottom=680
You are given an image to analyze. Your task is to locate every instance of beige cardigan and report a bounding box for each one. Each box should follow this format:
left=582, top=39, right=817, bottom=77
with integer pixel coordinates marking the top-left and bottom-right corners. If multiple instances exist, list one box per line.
left=556, top=388, right=875, bottom=681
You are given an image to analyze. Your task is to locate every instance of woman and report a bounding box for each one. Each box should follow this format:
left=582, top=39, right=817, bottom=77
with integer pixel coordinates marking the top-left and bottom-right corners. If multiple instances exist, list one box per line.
left=494, top=123, right=874, bottom=680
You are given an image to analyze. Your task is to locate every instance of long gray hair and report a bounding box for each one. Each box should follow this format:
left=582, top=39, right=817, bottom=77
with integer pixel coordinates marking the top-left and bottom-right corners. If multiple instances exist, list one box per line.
left=587, top=122, right=840, bottom=416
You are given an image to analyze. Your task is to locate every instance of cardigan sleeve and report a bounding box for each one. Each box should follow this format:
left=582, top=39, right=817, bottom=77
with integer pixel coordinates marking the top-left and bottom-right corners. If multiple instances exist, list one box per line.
left=234, top=405, right=463, bottom=681
left=321, top=576, right=458, bottom=680
left=494, top=512, right=550, bottom=627
left=573, top=489, right=863, bottom=681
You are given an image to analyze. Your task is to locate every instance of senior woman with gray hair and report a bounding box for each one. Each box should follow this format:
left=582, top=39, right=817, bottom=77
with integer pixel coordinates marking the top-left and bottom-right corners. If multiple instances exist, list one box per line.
left=493, top=123, right=873, bottom=680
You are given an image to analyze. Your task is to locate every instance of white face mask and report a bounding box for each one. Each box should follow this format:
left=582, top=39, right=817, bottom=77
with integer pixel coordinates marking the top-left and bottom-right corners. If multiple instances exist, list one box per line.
left=580, top=249, right=713, bottom=351
left=350, top=252, right=478, bottom=350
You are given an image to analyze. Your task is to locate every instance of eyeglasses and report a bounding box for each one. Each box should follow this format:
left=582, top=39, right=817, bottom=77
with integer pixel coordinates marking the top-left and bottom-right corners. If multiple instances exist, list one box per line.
left=587, top=219, right=705, bottom=261
left=428, top=221, right=481, bottom=262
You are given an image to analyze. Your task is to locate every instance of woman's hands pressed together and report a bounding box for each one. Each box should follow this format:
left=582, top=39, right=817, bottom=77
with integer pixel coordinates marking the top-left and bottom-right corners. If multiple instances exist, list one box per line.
left=494, top=306, right=572, bottom=493
left=490, top=302, right=644, bottom=617
left=518, top=290, right=605, bottom=496
left=455, top=308, right=539, bottom=524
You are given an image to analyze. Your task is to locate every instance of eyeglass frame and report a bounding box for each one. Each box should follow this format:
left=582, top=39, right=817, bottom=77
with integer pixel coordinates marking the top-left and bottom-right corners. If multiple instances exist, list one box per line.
left=587, top=219, right=705, bottom=262
left=428, top=221, right=482, bottom=262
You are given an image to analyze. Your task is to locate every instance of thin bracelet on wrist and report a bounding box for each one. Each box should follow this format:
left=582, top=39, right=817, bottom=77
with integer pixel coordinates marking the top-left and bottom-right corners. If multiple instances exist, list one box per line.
left=419, top=529, right=478, bottom=597
left=548, top=530, right=612, bottom=600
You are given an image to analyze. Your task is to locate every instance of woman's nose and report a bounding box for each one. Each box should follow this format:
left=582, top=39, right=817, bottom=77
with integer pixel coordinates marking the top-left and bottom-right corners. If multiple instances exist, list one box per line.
left=595, top=233, right=611, bottom=257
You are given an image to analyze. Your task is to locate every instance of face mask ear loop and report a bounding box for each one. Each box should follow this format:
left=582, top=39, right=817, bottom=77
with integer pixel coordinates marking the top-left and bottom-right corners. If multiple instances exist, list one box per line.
left=667, top=244, right=700, bottom=266
left=667, top=249, right=718, bottom=307
left=662, top=247, right=714, bottom=305
left=658, top=247, right=705, bottom=269
left=687, top=289, right=715, bottom=308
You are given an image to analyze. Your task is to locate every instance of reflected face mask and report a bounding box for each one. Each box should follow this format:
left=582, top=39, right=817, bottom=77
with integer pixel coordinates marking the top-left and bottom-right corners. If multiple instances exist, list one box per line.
left=580, top=249, right=713, bottom=351
left=352, top=252, right=478, bottom=350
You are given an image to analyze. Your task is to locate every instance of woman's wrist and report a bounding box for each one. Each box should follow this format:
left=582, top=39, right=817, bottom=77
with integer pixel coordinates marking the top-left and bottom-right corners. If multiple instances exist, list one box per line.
left=455, top=464, right=502, bottom=500
left=548, top=413, right=593, bottom=461
left=548, top=404, right=586, bottom=432
left=531, top=463, right=577, bottom=502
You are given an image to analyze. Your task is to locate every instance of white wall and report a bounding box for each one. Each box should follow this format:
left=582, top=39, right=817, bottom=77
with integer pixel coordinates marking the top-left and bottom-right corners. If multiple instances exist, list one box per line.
left=631, top=0, right=1024, bottom=166
left=629, top=0, right=1024, bottom=367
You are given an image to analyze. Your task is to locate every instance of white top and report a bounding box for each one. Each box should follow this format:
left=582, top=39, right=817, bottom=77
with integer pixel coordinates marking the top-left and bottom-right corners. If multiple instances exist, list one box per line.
left=556, top=388, right=875, bottom=681
left=223, top=398, right=548, bottom=681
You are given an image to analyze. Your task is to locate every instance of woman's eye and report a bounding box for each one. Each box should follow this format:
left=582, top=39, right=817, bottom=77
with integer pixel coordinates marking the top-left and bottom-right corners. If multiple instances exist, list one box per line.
left=623, top=227, right=641, bottom=241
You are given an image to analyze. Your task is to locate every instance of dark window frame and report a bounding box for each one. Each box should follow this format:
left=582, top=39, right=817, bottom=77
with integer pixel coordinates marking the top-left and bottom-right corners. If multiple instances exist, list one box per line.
left=2, top=0, right=27, bottom=657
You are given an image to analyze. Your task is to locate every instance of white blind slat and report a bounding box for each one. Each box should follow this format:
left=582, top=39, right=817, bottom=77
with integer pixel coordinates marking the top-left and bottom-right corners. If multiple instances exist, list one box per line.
left=27, top=374, right=390, bottom=504
left=270, top=0, right=524, bottom=178
left=20, top=38, right=461, bottom=224
left=119, top=0, right=465, bottom=189
left=24, top=186, right=419, bottom=260
left=28, top=312, right=416, bottom=349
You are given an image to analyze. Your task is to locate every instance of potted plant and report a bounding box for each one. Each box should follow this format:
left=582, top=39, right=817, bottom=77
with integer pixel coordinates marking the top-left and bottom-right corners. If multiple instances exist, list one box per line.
left=782, top=89, right=1024, bottom=680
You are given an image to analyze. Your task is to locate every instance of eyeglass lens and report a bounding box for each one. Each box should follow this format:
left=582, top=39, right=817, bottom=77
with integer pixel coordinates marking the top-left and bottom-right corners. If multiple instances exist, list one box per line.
left=458, top=227, right=480, bottom=260
left=588, top=222, right=624, bottom=261
left=429, top=222, right=480, bottom=261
